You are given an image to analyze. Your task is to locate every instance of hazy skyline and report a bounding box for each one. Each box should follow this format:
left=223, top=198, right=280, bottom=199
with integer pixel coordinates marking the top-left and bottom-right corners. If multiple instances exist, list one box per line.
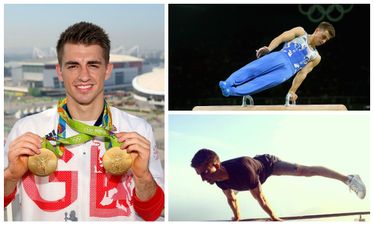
left=169, top=114, right=370, bottom=221
left=4, top=4, right=164, bottom=55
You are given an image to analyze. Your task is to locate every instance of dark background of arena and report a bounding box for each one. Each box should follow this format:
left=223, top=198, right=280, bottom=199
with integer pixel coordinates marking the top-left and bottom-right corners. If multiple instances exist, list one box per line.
left=169, top=4, right=370, bottom=110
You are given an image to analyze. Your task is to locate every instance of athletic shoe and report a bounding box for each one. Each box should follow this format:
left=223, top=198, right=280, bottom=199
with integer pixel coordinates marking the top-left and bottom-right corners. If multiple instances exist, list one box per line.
left=219, top=81, right=230, bottom=97
left=346, top=175, right=366, bottom=199
left=222, top=88, right=231, bottom=97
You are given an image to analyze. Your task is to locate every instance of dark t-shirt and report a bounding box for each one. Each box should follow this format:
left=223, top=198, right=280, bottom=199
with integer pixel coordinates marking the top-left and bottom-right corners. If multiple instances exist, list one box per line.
left=215, top=155, right=278, bottom=191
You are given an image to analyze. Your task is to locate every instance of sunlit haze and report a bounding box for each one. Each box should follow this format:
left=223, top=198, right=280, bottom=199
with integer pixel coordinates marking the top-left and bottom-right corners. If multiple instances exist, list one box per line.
left=169, top=114, right=370, bottom=221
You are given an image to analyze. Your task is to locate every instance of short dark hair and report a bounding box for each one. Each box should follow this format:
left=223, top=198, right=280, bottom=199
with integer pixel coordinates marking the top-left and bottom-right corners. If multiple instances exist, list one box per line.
left=56, top=21, right=111, bottom=65
left=191, top=149, right=220, bottom=168
left=317, top=21, right=335, bottom=39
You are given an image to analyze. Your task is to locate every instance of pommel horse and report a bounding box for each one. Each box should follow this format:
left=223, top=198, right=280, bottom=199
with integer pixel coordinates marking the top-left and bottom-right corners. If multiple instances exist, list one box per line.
left=192, top=93, right=347, bottom=111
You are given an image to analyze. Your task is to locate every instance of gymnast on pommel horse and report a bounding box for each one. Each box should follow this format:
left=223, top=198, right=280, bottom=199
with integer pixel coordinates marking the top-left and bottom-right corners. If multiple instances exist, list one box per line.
left=219, top=22, right=335, bottom=106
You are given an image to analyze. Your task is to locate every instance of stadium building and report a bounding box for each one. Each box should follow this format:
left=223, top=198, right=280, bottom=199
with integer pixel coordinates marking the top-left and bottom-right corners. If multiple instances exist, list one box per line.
left=132, top=67, right=164, bottom=107
left=8, top=54, right=152, bottom=96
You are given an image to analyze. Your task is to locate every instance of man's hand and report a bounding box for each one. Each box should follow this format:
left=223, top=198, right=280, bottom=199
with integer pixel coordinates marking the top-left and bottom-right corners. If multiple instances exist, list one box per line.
left=256, top=46, right=270, bottom=58
left=288, top=91, right=298, bottom=102
left=231, top=215, right=240, bottom=221
left=271, top=216, right=284, bottom=221
left=116, top=132, right=151, bottom=179
left=116, top=132, right=157, bottom=201
left=5, top=132, right=42, bottom=196
left=6, top=132, right=42, bottom=181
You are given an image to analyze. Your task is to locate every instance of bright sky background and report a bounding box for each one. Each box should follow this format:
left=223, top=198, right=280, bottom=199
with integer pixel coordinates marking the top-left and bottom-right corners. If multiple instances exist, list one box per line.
left=4, top=4, right=164, bottom=54
left=168, top=114, right=370, bottom=221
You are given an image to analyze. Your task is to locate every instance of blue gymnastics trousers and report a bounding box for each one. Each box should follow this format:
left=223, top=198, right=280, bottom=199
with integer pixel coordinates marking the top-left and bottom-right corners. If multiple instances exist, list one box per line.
left=221, top=51, right=295, bottom=96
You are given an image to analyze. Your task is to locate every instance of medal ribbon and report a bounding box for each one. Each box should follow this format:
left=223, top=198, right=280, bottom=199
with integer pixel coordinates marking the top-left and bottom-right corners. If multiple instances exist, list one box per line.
left=44, top=98, right=120, bottom=157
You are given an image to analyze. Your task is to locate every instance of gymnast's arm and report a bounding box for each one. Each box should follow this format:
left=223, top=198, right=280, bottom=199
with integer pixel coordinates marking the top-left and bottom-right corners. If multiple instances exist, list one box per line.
left=256, top=26, right=305, bottom=58
left=223, top=189, right=241, bottom=221
left=267, top=26, right=305, bottom=51
left=288, top=55, right=321, bottom=101
left=250, top=183, right=282, bottom=221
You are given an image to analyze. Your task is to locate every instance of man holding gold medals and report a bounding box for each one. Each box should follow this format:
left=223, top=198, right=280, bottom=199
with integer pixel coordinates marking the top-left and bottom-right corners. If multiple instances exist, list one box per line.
left=4, top=22, right=164, bottom=221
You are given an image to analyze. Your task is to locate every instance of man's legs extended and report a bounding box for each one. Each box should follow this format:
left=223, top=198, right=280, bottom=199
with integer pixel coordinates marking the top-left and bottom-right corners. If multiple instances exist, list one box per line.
left=272, top=161, right=347, bottom=182
left=271, top=160, right=366, bottom=199
left=220, top=52, right=294, bottom=97
left=227, top=68, right=290, bottom=96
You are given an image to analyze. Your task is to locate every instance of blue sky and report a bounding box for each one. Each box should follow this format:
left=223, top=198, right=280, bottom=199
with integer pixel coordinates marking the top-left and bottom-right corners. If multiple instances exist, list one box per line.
left=168, top=114, right=370, bottom=221
left=4, top=4, right=164, bottom=53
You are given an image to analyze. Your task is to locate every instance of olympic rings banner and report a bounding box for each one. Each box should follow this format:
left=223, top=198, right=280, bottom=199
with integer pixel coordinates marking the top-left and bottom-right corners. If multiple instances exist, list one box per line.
left=299, top=5, right=353, bottom=23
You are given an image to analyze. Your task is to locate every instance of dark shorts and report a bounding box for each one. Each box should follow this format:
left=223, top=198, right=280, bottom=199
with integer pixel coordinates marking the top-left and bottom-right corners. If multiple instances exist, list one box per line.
left=253, top=154, right=280, bottom=184
left=254, top=154, right=300, bottom=183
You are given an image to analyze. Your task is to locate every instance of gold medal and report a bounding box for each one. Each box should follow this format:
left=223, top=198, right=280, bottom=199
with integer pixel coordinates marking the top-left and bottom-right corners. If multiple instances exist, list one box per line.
left=28, top=148, right=58, bottom=177
left=103, top=147, right=132, bottom=176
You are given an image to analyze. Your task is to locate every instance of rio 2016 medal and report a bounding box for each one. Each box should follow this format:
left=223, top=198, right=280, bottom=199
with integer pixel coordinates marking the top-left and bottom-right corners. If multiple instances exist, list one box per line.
left=103, top=147, right=132, bottom=176
left=28, top=148, right=58, bottom=176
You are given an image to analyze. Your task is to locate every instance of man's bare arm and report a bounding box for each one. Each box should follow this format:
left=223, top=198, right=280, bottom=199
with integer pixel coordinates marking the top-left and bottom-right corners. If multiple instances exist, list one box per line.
left=223, top=189, right=240, bottom=221
left=267, top=27, right=305, bottom=51
left=256, top=26, right=305, bottom=58
left=288, top=55, right=321, bottom=101
left=250, top=183, right=282, bottom=221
